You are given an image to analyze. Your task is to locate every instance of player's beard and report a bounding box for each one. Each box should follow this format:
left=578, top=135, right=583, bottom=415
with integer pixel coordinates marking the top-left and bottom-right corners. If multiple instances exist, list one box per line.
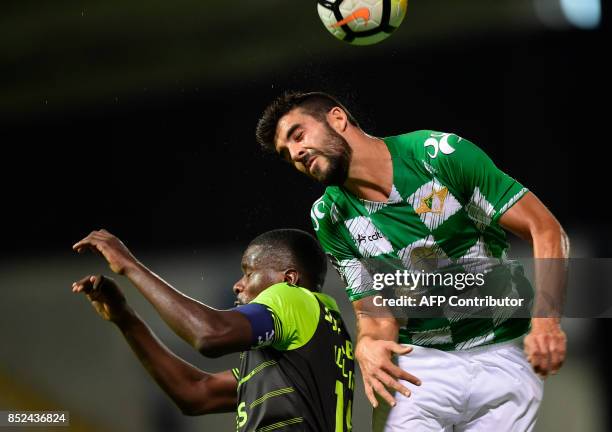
left=310, top=122, right=352, bottom=186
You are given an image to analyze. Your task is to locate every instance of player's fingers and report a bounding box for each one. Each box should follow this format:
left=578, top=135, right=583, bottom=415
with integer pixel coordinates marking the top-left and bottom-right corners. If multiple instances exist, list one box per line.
left=533, top=337, right=551, bottom=378
left=72, top=237, right=96, bottom=252
left=387, top=342, right=413, bottom=356
left=362, top=377, right=379, bottom=408
left=525, top=336, right=539, bottom=362
left=523, top=336, right=534, bottom=359
left=71, top=275, right=97, bottom=293
left=72, top=231, right=97, bottom=249
left=370, top=378, right=396, bottom=407
left=549, top=338, right=566, bottom=375
left=385, top=363, right=422, bottom=386
left=72, top=231, right=108, bottom=251
left=374, top=369, right=411, bottom=397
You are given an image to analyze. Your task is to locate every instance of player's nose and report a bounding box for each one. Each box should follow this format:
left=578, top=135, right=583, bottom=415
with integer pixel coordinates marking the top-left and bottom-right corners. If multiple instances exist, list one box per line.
left=233, top=279, right=244, bottom=296
left=288, top=142, right=307, bottom=163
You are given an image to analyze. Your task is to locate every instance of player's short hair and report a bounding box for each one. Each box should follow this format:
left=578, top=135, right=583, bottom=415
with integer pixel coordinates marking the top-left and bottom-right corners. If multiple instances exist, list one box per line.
left=256, top=91, right=360, bottom=154
left=248, top=228, right=327, bottom=292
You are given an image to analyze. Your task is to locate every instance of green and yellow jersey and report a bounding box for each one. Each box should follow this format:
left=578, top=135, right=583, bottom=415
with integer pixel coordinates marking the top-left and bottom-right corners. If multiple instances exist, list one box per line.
left=234, top=283, right=354, bottom=431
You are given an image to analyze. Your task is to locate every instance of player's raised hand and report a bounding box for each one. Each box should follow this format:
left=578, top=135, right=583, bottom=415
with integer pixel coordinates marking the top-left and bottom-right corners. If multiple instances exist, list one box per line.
left=356, top=335, right=421, bottom=408
left=524, top=317, right=567, bottom=379
left=72, top=275, right=131, bottom=323
left=73, top=229, right=139, bottom=275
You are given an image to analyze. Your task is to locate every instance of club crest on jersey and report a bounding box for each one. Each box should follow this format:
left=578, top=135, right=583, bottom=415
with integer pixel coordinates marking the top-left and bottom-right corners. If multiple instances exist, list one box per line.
left=415, top=187, right=448, bottom=215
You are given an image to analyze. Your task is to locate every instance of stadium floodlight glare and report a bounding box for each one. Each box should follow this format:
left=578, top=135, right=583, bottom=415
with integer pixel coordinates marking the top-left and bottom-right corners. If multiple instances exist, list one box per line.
left=534, top=0, right=601, bottom=29
left=560, top=0, right=601, bottom=29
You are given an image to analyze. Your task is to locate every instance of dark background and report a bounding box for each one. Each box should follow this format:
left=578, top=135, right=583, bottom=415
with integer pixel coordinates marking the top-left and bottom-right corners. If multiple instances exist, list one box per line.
left=1, top=0, right=609, bottom=258
left=1, top=1, right=610, bottom=431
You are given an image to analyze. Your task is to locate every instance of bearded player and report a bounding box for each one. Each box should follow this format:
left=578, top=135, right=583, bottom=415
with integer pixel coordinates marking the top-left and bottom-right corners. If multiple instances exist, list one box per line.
left=72, top=228, right=354, bottom=431
left=256, top=92, right=568, bottom=431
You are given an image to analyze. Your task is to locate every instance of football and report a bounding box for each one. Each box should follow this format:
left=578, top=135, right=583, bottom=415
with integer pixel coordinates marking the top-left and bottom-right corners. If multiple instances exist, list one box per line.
left=317, top=0, right=408, bottom=46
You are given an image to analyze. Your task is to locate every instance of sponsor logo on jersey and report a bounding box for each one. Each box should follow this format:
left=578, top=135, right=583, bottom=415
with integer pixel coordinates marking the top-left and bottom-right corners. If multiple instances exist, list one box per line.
left=345, top=216, right=393, bottom=257
left=424, top=132, right=459, bottom=159
left=355, top=231, right=384, bottom=244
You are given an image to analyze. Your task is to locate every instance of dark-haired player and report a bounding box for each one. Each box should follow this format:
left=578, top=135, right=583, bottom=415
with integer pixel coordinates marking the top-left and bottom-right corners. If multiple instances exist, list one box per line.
left=256, top=91, right=568, bottom=431
left=72, top=228, right=354, bottom=431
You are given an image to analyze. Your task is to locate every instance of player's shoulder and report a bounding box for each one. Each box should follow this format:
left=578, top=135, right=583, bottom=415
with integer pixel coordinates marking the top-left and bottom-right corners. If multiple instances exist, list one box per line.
left=313, top=186, right=343, bottom=207
left=252, top=283, right=322, bottom=347
left=253, top=282, right=318, bottom=311
left=384, top=130, right=460, bottom=158
left=384, top=130, right=433, bottom=152
left=387, top=130, right=481, bottom=175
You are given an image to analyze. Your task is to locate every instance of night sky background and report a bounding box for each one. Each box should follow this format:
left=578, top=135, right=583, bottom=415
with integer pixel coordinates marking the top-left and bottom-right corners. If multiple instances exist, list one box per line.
left=1, top=1, right=611, bottom=430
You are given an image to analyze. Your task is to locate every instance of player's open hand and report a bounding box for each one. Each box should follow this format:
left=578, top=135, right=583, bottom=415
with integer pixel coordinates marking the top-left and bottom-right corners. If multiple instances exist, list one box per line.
left=356, top=336, right=421, bottom=408
left=73, top=229, right=138, bottom=275
left=524, top=317, right=566, bottom=379
left=72, top=275, right=131, bottom=323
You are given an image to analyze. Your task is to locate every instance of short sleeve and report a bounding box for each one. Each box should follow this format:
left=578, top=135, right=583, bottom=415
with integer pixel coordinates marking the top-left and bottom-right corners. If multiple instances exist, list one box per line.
left=251, top=283, right=320, bottom=351
left=232, top=303, right=275, bottom=349
left=311, top=195, right=377, bottom=302
left=427, top=133, right=528, bottom=223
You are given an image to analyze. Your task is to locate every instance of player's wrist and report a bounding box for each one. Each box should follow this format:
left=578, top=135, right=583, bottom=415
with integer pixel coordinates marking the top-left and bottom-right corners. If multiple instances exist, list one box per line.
left=530, top=317, right=561, bottom=330
left=122, top=259, right=145, bottom=278
left=111, top=305, right=138, bottom=328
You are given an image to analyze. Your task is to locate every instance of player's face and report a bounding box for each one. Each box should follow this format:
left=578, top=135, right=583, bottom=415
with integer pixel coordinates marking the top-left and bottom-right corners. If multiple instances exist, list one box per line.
left=233, top=245, right=285, bottom=305
left=275, top=108, right=351, bottom=186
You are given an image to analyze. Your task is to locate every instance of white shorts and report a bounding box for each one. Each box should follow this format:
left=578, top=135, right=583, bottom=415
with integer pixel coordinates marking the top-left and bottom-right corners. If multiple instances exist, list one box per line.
left=372, top=340, right=544, bottom=432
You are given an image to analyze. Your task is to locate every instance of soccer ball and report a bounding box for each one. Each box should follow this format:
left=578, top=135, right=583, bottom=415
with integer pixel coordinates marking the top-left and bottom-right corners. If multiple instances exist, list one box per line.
left=317, top=0, right=408, bottom=46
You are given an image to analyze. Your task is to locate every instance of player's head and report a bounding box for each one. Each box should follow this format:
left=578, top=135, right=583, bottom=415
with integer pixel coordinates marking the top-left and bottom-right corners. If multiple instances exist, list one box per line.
left=233, top=228, right=327, bottom=305
left=256, top=91, right=360, bottom=186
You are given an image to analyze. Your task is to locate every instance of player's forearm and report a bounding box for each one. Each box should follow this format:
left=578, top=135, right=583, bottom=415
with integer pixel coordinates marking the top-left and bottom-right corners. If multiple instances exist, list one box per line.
left=531, top=222, right=569, bottom=321
left=531, top=223, right=570, bottom=259
left=116, top=310, right=221, bottom=414
left=356, top=314, right=399, bottom=342
left=122, top=261, right=232, bottom=354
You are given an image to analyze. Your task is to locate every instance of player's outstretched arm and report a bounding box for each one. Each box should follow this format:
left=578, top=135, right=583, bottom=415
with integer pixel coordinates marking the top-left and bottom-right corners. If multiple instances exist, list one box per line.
left=72, top=230, right=252, bottom=357
left=71, top=275, right=237, bottom=415
left=353, top=297, right=421, bottom=408
left=499, top=191, right=569, bottom=378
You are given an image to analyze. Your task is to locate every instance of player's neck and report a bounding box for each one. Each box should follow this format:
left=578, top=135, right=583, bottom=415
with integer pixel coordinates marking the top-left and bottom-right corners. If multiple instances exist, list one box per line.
left=343, top=133, right=393, bottom=202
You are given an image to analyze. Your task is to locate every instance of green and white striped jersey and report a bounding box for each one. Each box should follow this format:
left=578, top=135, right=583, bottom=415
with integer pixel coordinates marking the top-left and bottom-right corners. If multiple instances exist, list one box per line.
left=312, top=131, right=531, bottom=351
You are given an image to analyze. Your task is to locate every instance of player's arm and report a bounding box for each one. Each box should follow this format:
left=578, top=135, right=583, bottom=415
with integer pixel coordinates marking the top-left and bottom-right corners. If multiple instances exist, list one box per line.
left=311, top=197, right=421, bottom=408
left=432, top=134, right=569, bottom=378
left=499, top=192, right=569, bottom=378
left=72, top=230, right=252, bottom=358
left=71, top=275, right=237, bottom=415
left=352, top=297, right=421, bottom=408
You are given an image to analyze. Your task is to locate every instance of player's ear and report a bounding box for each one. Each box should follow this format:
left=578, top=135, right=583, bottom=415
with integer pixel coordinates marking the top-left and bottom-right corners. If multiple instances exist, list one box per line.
left=327, top=107, right=348, bottom=133
left=283, top=269, right=299, bottom=286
